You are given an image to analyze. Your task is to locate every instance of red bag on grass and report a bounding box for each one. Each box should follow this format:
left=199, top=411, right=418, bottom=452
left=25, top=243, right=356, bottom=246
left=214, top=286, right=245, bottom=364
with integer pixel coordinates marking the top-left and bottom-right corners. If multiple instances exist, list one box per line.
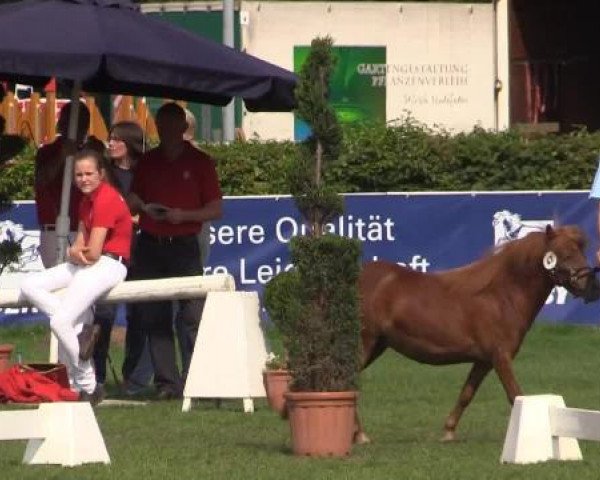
left=0, top=365, right=78, bottom=403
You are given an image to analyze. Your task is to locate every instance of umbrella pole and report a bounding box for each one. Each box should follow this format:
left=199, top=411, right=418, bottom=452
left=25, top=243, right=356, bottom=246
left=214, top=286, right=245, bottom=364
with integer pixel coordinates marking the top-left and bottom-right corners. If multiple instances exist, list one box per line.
left=222, top=0, right=235, bottom=143
left=49, top=81, right=82, bottom=363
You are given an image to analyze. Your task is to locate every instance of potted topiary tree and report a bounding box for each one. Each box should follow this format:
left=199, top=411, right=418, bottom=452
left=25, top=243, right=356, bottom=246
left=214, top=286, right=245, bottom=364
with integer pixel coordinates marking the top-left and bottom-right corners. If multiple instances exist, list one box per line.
left=264, top=36, right=362, bottom=457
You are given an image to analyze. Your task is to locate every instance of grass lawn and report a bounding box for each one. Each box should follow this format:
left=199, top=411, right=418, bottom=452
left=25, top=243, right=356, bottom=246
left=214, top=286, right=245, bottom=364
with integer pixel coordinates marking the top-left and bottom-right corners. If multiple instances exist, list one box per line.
left=2, top=323, right=600, bottom=479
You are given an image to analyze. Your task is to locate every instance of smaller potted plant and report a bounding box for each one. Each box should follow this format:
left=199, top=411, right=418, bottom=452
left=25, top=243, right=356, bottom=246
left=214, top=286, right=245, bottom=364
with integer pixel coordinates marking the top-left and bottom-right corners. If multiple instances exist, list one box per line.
left=0, top=344, right=14, bottom=373
left=263, top=271, right=300, bottom=417
left=262, top=351, right=291, bottom=417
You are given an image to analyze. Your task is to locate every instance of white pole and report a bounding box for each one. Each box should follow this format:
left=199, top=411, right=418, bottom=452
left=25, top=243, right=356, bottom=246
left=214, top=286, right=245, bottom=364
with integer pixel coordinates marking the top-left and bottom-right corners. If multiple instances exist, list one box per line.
left=50, top=80, right=81, bottom=362
left=55, top=80, right=82, bottom=265
left=495, top=0, right=511, bottom=131
left=492, top=0, right=499, bottom=132
left=0, top=275, right=236, bottom=309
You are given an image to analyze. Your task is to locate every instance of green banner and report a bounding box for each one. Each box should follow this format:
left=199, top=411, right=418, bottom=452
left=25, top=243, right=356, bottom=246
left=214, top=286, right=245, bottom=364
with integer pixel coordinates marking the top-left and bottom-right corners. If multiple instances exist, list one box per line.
left=294, top=45, right=386, bottom=141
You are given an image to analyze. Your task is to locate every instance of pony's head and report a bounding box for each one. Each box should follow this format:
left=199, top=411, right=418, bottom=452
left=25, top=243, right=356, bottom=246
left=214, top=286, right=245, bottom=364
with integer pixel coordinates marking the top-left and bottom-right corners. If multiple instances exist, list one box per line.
left=542, top=225, right=600, bottom=303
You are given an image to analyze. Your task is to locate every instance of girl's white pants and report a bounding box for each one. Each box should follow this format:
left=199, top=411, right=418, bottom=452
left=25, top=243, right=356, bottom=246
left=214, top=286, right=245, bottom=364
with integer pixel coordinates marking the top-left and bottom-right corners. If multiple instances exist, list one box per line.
left=20, top=256, right=127, bottom=394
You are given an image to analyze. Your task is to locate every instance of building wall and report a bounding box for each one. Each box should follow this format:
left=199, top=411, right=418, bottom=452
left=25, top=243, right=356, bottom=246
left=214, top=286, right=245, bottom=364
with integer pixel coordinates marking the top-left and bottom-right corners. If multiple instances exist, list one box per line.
left=241, top=2, right=498, bottom=140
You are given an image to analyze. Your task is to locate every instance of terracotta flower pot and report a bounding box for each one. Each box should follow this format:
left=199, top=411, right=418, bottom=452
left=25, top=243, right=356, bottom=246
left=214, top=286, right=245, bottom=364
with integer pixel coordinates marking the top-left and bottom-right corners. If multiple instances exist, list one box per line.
left=0, top=344, right=15, bottom=373
left=263, top=369, right=291, bottom=417
left=285, top=390, right=358, bottom=457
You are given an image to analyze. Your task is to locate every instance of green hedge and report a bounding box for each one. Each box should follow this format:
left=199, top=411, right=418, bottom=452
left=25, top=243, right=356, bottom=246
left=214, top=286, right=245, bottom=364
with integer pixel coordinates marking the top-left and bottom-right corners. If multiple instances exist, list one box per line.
left=0, top=144, right=35, bottom=201
left=2, top=121, right=599, bottom=200
left=327, top=122, right=600, bottom=193
left=207, top=121, right=600, bottom=195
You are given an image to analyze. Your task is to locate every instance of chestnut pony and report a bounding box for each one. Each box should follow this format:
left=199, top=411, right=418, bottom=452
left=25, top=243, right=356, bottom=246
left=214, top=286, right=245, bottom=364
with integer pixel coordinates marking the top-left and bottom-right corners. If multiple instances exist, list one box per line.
left=356, top=225, right=600, bottom=442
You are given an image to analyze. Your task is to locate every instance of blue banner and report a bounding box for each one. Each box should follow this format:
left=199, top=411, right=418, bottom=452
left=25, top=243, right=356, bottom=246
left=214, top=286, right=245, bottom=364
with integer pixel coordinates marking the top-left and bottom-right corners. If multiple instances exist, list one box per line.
left=1, top=192, right=599, bottom=326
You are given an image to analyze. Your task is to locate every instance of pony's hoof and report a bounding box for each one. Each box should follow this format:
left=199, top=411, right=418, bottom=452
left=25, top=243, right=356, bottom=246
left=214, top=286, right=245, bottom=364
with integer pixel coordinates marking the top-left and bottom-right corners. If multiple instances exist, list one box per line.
left=354, top=431, right=371, bottom=444
left=440, top=431, right=456, bottom=442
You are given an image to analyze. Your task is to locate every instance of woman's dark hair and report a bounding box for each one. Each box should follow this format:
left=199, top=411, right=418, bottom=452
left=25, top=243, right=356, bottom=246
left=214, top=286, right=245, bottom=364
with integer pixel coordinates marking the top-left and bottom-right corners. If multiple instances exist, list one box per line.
left=109, top=121, right=145, bottom=166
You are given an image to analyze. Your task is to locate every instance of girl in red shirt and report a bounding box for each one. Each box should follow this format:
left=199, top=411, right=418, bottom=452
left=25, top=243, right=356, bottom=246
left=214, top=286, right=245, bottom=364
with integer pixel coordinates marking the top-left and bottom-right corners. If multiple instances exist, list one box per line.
left=20, top=150, right=132, bottom=403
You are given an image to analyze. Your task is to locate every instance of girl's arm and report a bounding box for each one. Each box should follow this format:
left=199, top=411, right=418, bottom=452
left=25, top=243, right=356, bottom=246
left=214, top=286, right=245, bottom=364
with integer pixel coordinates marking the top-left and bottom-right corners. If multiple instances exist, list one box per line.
left=67, top=222, right=89, bottom=265
left=83, top=227, right=109, bottom=263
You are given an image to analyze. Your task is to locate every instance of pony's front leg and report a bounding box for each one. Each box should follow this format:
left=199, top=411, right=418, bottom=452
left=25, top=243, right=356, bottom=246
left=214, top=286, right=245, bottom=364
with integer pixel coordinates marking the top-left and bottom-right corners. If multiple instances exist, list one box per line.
left=492, top=350, right=522, bottom=404
left=442, top=362, right=491, bottom=442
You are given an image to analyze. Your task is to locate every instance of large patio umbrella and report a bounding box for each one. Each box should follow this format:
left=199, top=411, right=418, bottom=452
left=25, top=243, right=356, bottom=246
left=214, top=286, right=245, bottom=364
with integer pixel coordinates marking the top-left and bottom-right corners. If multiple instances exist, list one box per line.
left=0, top=0, right=297, bottom=110
left=0, top=0, right=297, bottom=265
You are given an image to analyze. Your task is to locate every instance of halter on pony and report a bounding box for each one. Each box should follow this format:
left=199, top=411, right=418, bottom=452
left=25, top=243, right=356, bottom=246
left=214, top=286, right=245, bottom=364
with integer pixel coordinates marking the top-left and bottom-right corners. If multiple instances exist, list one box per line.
left=542, top=250, right=600, bottom=303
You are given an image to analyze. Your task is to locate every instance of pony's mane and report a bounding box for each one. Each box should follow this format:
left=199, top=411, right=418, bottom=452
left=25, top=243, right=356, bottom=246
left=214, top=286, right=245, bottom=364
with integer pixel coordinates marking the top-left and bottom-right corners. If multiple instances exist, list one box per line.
left=440, top=226, right=586, bottom=294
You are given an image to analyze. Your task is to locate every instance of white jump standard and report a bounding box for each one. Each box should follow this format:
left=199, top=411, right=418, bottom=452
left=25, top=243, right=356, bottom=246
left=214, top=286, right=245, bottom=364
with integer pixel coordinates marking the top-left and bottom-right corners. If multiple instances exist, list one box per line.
left=0, top=402, right=110, bottom=466
left=500, top=394, right=600, bottom=464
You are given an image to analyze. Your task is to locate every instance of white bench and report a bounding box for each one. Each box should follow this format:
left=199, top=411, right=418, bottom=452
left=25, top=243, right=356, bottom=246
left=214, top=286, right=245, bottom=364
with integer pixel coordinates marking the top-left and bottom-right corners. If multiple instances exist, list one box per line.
left=0, top=274, right=269, bottom=412
left=0, top=402, right=109, bottom=466
left=0, top=274, right=236, bottom=366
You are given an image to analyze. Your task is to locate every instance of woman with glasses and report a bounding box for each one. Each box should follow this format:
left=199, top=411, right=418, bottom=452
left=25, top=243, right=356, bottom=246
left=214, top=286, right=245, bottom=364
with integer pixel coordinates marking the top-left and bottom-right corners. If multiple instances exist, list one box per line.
left=90, top=121, right=147, bottom=398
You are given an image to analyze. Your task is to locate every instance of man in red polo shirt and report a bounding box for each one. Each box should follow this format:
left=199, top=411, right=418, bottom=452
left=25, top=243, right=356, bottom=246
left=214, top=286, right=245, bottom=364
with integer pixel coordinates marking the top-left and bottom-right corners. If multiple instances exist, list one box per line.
left=34, top=101, right=89, bottom=268
left=128, top=102, right=223, bottom=399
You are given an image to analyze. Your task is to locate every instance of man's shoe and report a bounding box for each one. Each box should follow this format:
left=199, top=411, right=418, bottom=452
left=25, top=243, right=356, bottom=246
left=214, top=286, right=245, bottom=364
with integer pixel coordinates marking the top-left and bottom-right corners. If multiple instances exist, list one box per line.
left=79, top=385, right=105, bottom=406
left=156, top=388, right=182, bottom=401
left=78, top=324, right=101, bottom=361
left=121, top=379, right=150, bottom=396
left=94, top=383, right=106, bottom=403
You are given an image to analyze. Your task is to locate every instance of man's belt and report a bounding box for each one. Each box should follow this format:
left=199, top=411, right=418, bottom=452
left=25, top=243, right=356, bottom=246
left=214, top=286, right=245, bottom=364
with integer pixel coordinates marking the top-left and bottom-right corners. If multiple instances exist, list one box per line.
left=139, top=231, right=197, bottom=245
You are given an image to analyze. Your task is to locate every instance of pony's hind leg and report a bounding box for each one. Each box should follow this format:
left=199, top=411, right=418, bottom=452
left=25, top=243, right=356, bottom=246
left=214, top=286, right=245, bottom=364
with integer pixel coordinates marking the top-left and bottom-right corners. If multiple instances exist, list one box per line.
left=442, top=361, right=492, bottom=442
left=361, top=334, right=387, bottom=370
left=353, top=334, right=387, bottom=445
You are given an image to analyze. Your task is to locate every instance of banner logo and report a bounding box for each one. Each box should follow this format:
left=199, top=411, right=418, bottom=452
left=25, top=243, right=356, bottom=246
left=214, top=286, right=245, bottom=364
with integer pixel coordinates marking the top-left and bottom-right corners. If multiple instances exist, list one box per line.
left=492, top=210, right=552, bottom=246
